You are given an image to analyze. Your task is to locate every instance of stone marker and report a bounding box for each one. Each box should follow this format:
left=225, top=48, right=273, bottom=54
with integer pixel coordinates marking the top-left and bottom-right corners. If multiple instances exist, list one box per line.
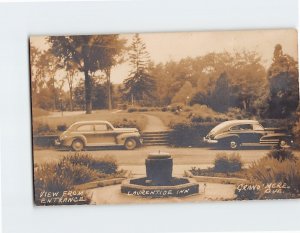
left=121, top=151, right=199, bottom=198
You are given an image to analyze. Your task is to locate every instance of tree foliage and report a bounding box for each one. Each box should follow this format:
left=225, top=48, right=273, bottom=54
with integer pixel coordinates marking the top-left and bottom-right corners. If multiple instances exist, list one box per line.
left=266, top=44, right=299, bottom=118
left=122, top=34, right=156, bottom=105
left=48, top=35, right=125, bottom=113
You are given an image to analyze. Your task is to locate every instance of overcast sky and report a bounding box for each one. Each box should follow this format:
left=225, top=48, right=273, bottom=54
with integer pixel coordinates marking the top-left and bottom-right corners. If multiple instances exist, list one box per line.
left=31, top=29, right=298, bottom=84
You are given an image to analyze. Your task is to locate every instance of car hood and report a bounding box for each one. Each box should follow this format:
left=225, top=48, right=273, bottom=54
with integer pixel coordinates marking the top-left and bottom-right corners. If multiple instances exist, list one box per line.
left=113, top=128, right=139, bottom=133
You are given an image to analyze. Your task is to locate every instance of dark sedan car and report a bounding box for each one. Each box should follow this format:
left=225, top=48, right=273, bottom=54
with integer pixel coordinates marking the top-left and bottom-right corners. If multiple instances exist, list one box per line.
left=204, top=120, right=293, bottom=149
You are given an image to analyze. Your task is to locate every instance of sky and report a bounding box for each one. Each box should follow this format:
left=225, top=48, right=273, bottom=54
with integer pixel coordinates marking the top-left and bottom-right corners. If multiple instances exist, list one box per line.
left=30, top=29, right=298, bottom=84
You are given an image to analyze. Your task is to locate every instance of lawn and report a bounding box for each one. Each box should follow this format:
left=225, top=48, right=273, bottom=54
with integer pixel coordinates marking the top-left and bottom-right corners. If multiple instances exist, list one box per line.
left=33, top=110, right=148, bottom=134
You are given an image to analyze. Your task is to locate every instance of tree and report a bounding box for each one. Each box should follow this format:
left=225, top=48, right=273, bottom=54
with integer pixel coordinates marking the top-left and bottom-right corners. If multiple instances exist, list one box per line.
left=48, top=35, right=125, bottom=114
left=64, top=62, right=78, bottom=111
left=267, top=44, right=299, bottom=118
left=29, top=44, right=62, bottom=110
left=211, top=72, right=230, bottom=112
left=122, top=34, right=155, bottom=105
left=171, top=81, right=195, bottom=105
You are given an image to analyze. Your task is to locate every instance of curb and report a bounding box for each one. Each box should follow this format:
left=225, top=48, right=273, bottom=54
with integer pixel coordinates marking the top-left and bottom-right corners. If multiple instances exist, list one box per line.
left=75, top=178, right=126, bottom=190
left=184, top=170, right=249, bottom=185
left=75, top=170, right=132, bottom=190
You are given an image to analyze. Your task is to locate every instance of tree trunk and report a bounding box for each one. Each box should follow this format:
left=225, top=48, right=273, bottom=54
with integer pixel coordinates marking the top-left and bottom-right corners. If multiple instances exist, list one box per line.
left=106, top=68, right=112, bottom=110
left=84, top=69, right=92, bottom=114
left=69, top=88, right=73, bottom=111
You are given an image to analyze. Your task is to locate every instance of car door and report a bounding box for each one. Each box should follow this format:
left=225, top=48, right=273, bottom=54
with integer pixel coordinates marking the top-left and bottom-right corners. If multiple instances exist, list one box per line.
left=93, top=123, right=117, bottom=145
left=75, top=124, right=94, bottom=145
left=230, top=124, right=255, bottom=143
left=251, top=124, right=266, bottom=143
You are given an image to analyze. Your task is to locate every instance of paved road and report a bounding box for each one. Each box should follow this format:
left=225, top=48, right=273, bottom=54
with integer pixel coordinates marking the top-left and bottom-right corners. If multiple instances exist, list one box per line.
left=33, top=145, right=300, bottom=166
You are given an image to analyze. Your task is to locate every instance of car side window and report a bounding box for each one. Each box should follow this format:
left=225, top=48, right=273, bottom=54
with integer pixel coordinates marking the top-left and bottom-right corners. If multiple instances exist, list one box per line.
left=76, top=124, right=93, bottom=132
left=95, top=124, right=108, bottom=131
left=253, top=124, right=264, bottom=131
left=230, top=124, right=253, bottom=131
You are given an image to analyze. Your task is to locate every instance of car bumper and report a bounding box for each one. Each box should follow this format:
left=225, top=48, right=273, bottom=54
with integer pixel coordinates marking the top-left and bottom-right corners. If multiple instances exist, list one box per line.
left=139, top=138, right=143, bottom=144
left=203, top=137, right=218, bottom=144
left=54, top=139, right=62, bottom=146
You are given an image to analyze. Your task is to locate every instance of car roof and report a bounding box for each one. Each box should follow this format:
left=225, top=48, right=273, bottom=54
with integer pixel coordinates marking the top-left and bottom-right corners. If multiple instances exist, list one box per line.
left=210, top=120, right=260, bottom=134
left=222, top=120, right=259, bottom=126
left=70, top=121, right=111, bottom=127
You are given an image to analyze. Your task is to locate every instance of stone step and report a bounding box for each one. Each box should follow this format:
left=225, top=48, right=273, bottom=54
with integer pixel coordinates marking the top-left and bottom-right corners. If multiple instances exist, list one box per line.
left=143, top=139, right=169, bottom=143
left=142, top=131, right=171, bottom=136
left=142, top=136, right=169, bottom=140
left=143, top=142, right=169, bottom=146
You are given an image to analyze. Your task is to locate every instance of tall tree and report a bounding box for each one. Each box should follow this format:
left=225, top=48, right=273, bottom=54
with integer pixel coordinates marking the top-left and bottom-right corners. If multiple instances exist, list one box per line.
left=48, top=35, right=125, bottom=114
left=64, top=62, right=78, bottom=111
left=122, top=34, right=155, bottom=106
left=211, top=72, right=230, bottom=112
left=267, top=44, right=299, bottom=118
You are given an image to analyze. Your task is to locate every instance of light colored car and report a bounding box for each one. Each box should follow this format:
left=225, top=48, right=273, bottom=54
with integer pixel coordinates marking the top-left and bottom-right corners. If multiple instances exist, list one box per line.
left=204, top=120, right=293, bottom=149
left=55, top=121, right=142, bottom=151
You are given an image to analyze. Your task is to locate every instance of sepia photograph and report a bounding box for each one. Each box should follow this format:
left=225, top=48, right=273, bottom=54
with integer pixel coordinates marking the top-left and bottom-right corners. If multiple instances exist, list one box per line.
left=30, top=29, right=300, bottom=205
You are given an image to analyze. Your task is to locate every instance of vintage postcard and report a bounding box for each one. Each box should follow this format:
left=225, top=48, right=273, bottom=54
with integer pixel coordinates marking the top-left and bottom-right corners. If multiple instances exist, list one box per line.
left=30, top=29, right=300, bottom=206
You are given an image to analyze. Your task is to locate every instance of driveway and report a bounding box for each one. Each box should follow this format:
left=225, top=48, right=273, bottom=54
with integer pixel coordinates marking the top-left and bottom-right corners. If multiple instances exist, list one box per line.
left=34, top=145, right=300, bottom=167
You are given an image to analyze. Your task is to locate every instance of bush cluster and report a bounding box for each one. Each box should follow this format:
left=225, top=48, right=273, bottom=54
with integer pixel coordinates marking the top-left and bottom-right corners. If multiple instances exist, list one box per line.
left=34, top=153, right=119, bottom=205
left=57, top=124, right=68, bottom=131
left=127, top=107, right=138, bottom=113
left=235, top=149, right=300, bottom=200
left=169, top=121, right=218, bottom=147
left=111, top=118, right=141, bottom=131
left=32, top=122, right=53, bottom=135
left=267, top=148, right=297, bottom=162
left=214, top=153, right=243, bottom=173
left=61, top=153, right=118, bottom=174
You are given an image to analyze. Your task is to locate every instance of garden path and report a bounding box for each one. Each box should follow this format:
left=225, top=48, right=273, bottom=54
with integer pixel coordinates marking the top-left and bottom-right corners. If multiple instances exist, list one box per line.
left=143, top=114, right=169, bottom=132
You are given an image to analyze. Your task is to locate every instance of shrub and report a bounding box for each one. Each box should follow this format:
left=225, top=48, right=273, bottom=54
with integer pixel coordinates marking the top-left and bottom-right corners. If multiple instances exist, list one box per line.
left=267, top=148, right=297, bottom=162
left=292, top=117, right=300, bottom=146
left=138, top=107, right=148, bottom=112
left=169, top=121, right=218, bottom=147
left=214, top=152, right=243, bottom=173
left=34, top=163, right=74, bottom=193
left=128, top=107, right=138, bottom=113
left=243, top=157, right=300, bottom=199
left=34, top=162, right=94, bottom=205
left=227, top=107, right=250, bottom=120
left=62, top=153, right=118, bottom=174
left=112, top=118, right=141, bottom=131
left=161, top=107, right=168, bottom=112
left=57, top=124, right=68, bottom=131
left=235, top=186, right=260, bottom=200
left=57, top=161, right=99, bottom=185
left=33, top=122, right=51, bottom=135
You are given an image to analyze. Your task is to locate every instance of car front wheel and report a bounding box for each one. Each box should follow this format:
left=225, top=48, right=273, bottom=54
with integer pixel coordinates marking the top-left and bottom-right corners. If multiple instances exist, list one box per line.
left=229, top=139, right=239, bottom=150
left=278, top=139, right=289, bottom=148
left=71, top=139, right=84, bottom=151
left=124, top=138, right=137, bottom=150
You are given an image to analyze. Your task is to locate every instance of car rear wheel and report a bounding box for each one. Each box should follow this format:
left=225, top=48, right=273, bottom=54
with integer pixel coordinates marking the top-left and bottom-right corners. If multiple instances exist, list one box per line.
left=71, top=139, right=84, bottom=151
left=124, top=138, right=137, bottom=150
left=229, top=139, right=239, bottom=150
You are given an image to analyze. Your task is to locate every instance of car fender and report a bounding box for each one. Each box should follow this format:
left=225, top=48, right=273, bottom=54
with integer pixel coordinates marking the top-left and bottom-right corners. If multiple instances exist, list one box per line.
left=64, top=135, right=87, bottom=147
left=261, top=133, right=292, bottom=141
left=116, top=132, right=141, bottom=145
